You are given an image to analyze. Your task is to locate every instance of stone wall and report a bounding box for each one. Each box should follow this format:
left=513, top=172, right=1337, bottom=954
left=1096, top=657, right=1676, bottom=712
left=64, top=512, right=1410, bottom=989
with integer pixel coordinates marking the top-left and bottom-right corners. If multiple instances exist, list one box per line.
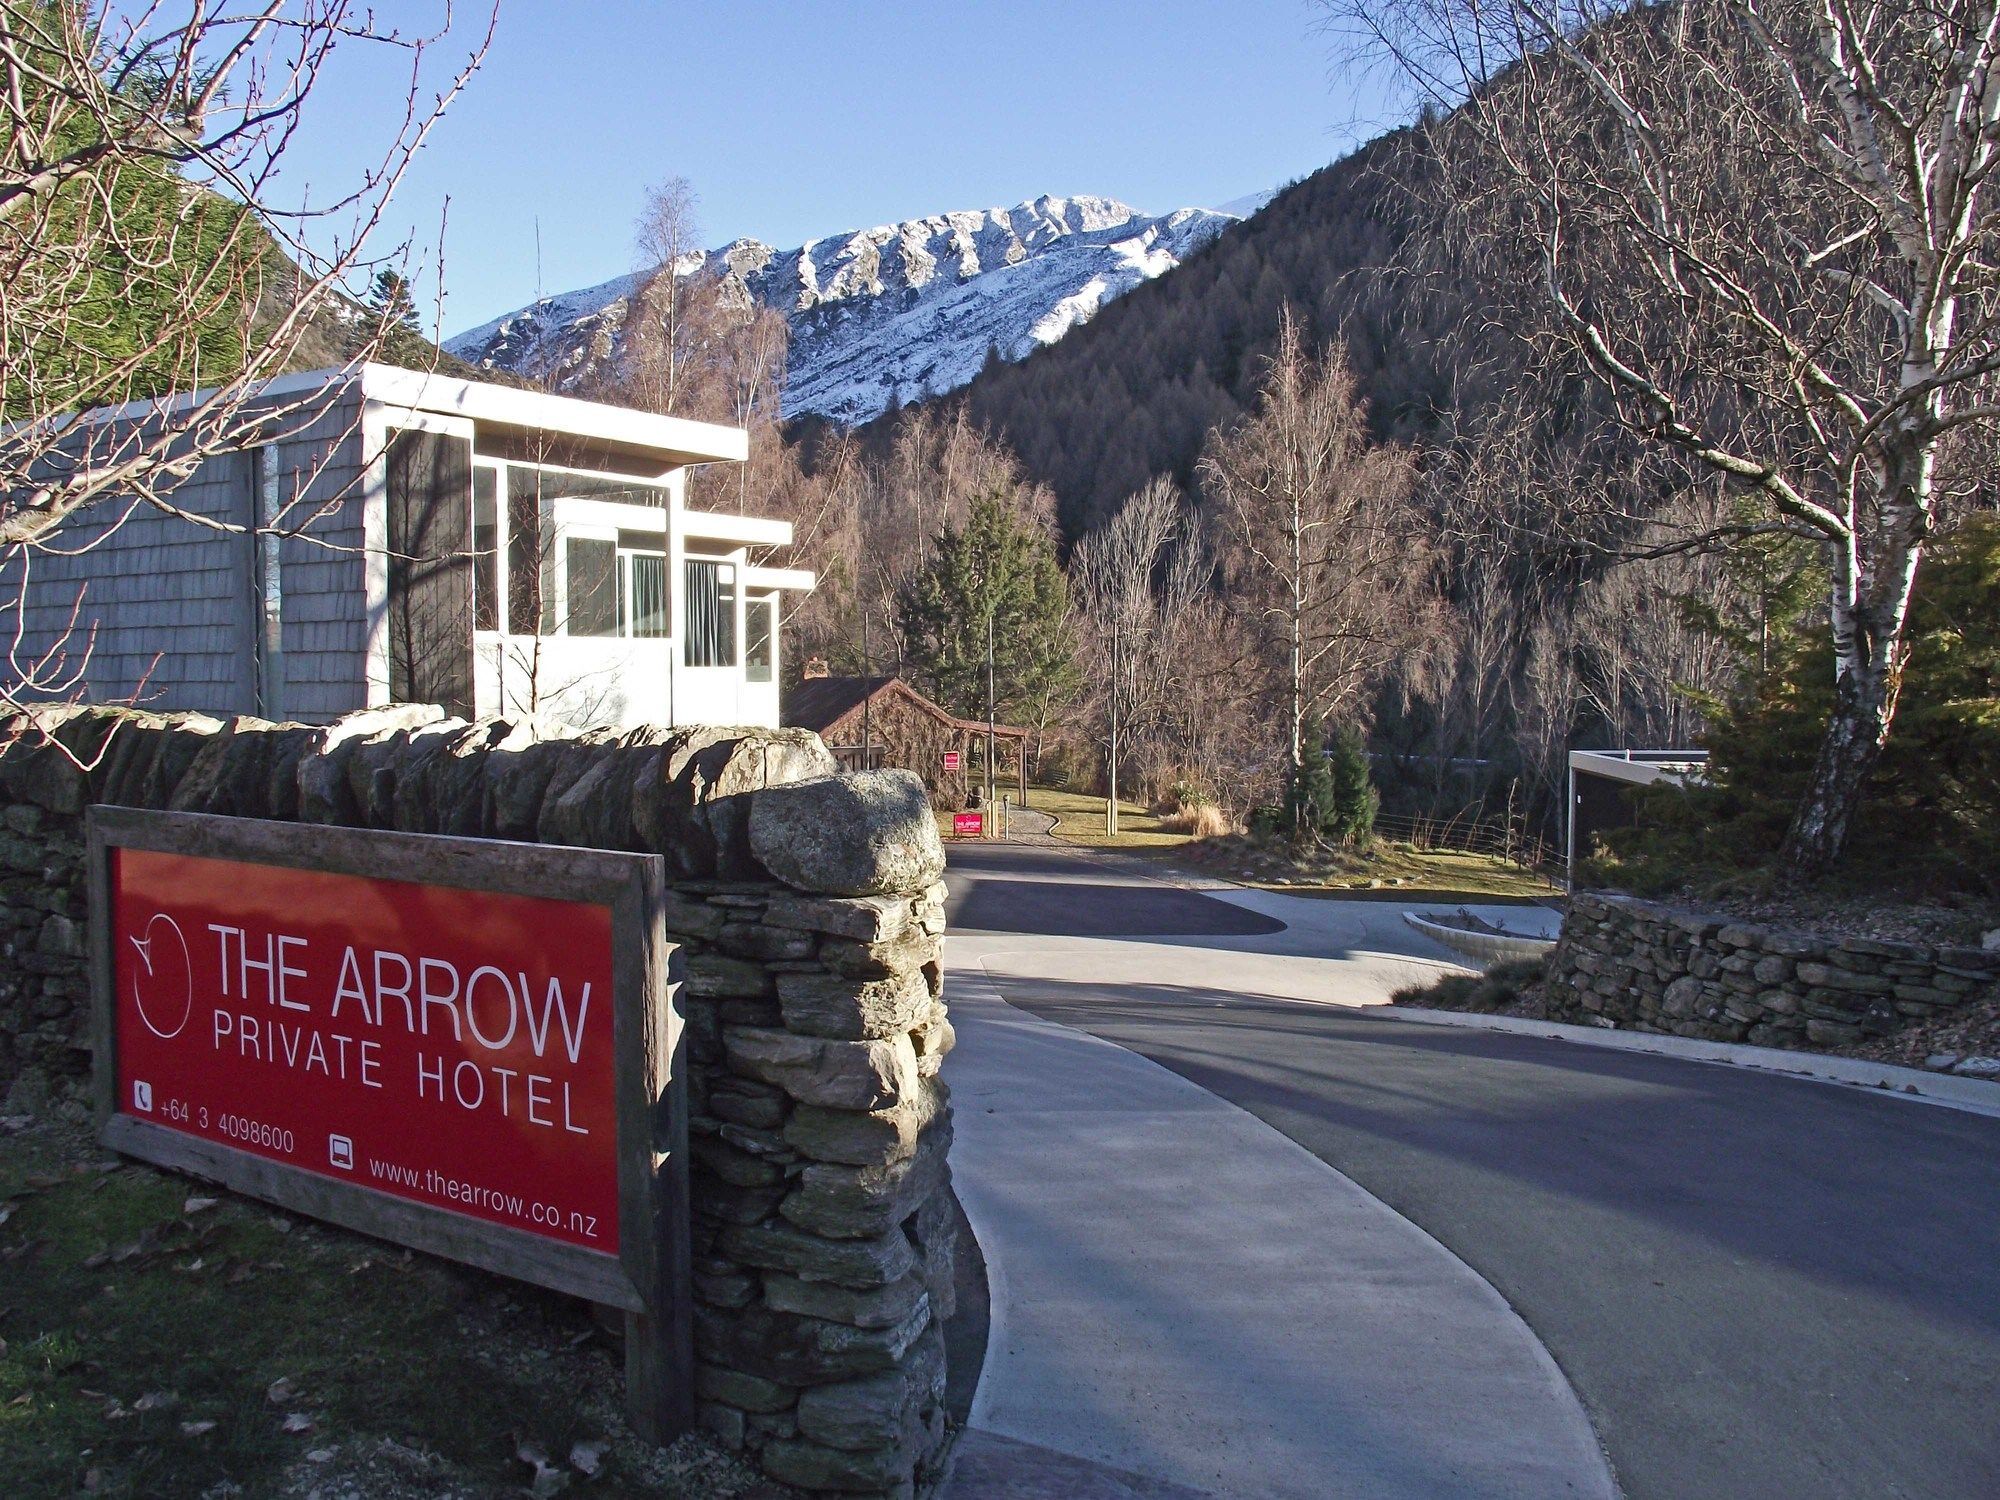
left=0, top=706, right=958, bottom=1498
left=1546, top=891, right=2000, bottom=1050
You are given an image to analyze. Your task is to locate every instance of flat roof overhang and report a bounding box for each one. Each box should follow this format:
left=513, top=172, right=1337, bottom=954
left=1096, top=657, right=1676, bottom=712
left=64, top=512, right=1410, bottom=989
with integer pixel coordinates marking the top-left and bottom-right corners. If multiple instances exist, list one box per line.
left=1568, top=749, right=1710, bottom=788
left=360, top=364, right=747, bottom=468
left=48, top=362, right=750, bottom=472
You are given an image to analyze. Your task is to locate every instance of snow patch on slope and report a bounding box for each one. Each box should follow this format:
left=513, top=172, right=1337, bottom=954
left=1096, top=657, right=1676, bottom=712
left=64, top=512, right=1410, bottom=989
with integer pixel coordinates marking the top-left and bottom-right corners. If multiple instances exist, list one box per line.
left=445, top=194, right=1237, bottom=425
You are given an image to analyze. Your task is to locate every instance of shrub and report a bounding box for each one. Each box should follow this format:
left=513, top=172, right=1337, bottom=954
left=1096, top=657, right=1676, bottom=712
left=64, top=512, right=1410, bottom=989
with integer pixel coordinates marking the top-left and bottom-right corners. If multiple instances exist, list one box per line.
left=1392, top=956, right=1546, bottom=1012
left=1160, top=802, right=1237, bottom=839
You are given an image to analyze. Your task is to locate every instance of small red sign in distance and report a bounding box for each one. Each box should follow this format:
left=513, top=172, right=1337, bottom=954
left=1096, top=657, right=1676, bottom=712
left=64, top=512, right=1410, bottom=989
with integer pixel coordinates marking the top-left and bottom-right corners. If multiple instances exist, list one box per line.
left=111, top=847, right=620, bottom=1254
left=952, top=811, right=984, bottom=837
left=942, top=750, right=961, bottom=771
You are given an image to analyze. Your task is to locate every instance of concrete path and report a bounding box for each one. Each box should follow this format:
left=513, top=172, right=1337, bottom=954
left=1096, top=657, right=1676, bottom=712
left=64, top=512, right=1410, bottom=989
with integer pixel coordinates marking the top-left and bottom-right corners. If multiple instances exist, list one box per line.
left=943, top=964, right=1616, bottom=1498
left=943, top=842, right=2000, bottom=1500
left=950, top=844, right=1517, bottom=1008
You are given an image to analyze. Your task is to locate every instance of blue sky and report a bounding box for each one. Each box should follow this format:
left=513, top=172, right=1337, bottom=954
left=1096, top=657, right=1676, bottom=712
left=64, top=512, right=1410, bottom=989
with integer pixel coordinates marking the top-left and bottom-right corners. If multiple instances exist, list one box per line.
left=276, top=2, right=1393, bottom=336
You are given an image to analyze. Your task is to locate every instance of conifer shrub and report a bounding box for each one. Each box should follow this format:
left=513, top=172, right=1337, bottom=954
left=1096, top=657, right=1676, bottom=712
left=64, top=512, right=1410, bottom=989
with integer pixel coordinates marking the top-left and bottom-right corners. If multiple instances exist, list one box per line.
left=1283, top=719, right=1380, bottom=846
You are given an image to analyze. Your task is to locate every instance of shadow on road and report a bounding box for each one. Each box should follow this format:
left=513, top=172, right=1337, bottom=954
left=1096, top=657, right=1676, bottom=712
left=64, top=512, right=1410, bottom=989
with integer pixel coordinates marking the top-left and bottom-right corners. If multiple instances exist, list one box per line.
left=952, top=877, right=1286, bottom=938
left=985, top=972, right=2000, bottom=1500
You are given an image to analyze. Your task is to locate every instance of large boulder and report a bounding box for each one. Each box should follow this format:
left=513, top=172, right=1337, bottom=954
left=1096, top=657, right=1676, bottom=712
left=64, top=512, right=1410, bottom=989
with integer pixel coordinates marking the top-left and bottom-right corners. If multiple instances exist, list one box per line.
left=748, top=771, right=945, bottom=897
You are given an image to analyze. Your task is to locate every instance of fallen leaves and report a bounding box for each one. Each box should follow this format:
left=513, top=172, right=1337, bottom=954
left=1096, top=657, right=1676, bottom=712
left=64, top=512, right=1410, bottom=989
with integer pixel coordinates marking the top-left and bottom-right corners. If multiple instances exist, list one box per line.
left=178, top=1419, right=217, bottom=1437
left=280, top=1411, right=315, bottom=1435
left=265, top=1376, right=298, bottom=1405
left=182, top=1197, right=217, bottom=1216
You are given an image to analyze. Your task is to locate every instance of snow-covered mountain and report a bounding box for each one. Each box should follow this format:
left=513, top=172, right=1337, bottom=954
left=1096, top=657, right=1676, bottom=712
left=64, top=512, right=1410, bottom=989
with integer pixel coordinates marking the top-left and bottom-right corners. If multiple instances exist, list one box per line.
left=445, top=194, right=1237, bottom=426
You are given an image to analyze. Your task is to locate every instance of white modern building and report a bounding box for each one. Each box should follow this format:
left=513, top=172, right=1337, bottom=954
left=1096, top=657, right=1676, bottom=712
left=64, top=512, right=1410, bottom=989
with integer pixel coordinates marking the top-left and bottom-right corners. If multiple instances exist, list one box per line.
left=6, top=365, right=814, bottom=729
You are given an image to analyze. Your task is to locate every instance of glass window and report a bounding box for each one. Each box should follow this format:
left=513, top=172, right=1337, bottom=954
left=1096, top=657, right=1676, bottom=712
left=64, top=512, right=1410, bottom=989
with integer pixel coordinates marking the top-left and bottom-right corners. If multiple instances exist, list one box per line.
left=684, top=559, right=737, bottom=667
left=566, top=537, right=618, bottom=637
left=472, top=466, right=499, bottom=632
left=745, top=597, right=775, bottom=683
left=504, top=463, right=663, bottom=510
left=508, top=469, right=542, bottom=636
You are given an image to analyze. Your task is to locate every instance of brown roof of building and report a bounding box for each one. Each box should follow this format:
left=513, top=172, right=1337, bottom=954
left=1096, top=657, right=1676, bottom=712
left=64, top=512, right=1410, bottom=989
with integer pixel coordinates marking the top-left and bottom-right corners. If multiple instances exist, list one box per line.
left=784, top=674, right=1028, bottom=741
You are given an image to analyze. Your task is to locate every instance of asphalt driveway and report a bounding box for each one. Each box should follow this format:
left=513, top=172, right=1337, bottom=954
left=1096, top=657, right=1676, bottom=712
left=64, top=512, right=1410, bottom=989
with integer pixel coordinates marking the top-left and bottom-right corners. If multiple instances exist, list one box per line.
left=945, top=841, right=2000, bottom=1500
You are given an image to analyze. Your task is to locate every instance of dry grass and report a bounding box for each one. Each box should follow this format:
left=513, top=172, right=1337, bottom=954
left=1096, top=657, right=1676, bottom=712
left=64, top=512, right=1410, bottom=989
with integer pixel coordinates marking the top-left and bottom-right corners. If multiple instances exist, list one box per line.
left=1157, top=803, right=1238, bottom=839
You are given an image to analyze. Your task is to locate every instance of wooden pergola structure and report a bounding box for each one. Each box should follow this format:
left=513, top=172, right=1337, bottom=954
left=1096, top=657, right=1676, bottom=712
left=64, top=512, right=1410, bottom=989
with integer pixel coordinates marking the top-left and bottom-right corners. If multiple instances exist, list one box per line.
left=784, top=673, right=1029, bottom=808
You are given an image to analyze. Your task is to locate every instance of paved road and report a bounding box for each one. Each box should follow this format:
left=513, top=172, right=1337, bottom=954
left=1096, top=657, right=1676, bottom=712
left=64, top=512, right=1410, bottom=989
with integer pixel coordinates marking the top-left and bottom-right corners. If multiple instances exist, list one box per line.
left=945, top=842, right=2000, bottom=1500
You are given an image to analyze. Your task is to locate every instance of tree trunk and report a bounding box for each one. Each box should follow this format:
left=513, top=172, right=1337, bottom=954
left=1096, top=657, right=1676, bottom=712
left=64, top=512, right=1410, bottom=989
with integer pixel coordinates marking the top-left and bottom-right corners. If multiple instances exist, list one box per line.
left=1778, top=662, right=1894, bottom=879
left=1288, top=490, right=1304, bottom=834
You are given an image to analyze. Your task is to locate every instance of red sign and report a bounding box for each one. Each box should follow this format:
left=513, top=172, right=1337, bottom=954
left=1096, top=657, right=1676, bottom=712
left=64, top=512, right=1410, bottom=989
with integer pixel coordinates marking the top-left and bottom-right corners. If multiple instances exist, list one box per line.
left=942, top=750, right=962, bottom=771
left=110, top=847, right=619, bottom=1255
left=953, top=811, right=984, bottom=837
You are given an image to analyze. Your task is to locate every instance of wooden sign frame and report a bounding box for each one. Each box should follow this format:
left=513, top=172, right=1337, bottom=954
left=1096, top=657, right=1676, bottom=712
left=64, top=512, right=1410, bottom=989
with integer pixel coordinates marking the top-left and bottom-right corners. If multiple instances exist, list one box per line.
left=86, top=806, right=692, bottom=1440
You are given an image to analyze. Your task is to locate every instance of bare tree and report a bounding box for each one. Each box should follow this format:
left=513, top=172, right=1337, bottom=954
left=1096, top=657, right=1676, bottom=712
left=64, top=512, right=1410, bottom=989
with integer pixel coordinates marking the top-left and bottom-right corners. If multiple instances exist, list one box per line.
left=1331, top=0, right=2000, bottom=876
left=0, top=0, right=494, bottom=727
left=1072, top=474, right=1179, bottom=812
left=1201, top=308, right=1432, bottom=828
left=626, top=175, right=704, bottom=418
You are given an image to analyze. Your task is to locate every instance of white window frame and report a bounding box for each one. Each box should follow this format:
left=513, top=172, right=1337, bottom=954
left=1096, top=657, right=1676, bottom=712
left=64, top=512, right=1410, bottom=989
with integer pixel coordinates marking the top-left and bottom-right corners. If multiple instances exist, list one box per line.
left=470, top=458, right=674, bottom=641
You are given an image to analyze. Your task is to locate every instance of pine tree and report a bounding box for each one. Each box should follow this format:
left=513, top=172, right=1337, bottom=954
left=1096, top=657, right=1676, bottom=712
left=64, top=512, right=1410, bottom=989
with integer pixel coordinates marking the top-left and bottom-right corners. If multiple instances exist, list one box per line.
left=895, top=490, right=1078, bottom=725
left=1286, top=715, right=1338, bottom=838
left=1326, top=725, right=1379, bottom=846
left=368, top=269, right=423, bottom=335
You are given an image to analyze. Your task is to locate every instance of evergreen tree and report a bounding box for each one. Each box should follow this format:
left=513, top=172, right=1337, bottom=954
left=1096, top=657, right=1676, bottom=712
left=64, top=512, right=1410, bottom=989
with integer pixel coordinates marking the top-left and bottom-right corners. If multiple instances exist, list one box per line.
left=1604, top=515, right=2000, bottom=892
left=1285, top=716, right=1338, bottom=838
left=1325, top=725, right=1379, bottom=845
left=896, top=490, right=1078, bottom=726
left=4, top=0, right=255, bottom=420
left=368, top=269, right=423, bottom=335
left=1285, top=719, right=1379, bottom=845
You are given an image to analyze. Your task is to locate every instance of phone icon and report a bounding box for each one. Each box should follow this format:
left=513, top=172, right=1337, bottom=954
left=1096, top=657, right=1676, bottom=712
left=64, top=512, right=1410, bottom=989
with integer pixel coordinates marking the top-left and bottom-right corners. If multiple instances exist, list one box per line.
left=132, top=1080, right=153, bottom=1113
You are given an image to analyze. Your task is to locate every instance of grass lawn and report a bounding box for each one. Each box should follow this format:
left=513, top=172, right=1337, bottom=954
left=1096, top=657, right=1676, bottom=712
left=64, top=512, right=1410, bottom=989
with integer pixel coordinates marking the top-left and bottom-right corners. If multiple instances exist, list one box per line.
left=1018, top=786, right=1192, bottom=849
left=1007, top=785, right=1555, bottom=902
left=0, top=1120, right=777, bottom=1499
left=1185, top=836, right=1558, bottom=903
left=1261, top=847, right=1556, bottom=903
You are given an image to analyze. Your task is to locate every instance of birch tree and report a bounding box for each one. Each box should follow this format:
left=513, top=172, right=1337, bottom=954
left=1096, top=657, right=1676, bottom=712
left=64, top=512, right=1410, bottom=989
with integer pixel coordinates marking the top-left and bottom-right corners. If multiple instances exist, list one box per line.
left=1201, top=310, right=1430, bottom=830
left=1330, top=0, right=2000, bottom=876
left=626, top=175, right=703, bottom=417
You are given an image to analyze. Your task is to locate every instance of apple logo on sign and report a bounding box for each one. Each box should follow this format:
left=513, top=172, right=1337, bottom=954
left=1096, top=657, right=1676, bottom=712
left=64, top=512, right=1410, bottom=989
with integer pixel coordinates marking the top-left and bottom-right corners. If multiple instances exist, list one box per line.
left=129, top=913, right=193, bottom=1040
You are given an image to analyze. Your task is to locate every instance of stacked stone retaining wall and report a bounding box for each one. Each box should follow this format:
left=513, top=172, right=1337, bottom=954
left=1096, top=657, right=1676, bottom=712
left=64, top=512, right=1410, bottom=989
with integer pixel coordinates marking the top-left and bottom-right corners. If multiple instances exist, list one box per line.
left=0, top=706, right=957, bottom=1498
left=1547, top=891, right=2000, bottom=1049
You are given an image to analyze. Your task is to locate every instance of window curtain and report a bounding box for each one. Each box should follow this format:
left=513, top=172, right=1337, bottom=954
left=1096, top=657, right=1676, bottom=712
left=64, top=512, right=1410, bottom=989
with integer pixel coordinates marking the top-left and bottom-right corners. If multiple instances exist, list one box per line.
left=685, top=559, right=724, bottom=665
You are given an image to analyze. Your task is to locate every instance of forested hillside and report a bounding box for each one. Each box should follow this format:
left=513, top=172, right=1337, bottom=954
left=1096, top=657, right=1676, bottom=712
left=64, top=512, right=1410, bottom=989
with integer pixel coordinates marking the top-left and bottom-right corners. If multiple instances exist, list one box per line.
left=946, top=128, right=1468, bottom=541
left=906, top=0, right=1999, bottom=888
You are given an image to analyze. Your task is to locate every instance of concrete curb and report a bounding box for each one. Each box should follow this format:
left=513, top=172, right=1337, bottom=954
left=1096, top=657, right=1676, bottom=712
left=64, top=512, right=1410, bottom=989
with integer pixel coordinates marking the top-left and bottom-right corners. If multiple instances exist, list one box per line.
left=1401, top=910, right=1559, bottom=966
left=1377, top=1003, right=2000, bottom=1119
